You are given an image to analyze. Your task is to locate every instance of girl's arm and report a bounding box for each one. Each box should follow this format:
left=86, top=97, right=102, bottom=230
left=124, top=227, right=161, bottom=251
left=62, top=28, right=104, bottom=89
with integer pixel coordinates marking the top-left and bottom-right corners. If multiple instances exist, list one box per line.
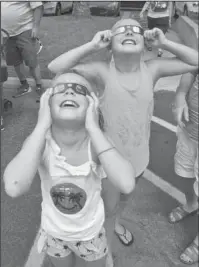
left=4, top=125, right=47, bottom=197
left=3, top=89, right=52, bottom=198
left=172, top=71, right=196, bottom=127
left=89, top=127, right=135, bottom=194
left=48, top=41, right=97, bottom=74
left=145, top=28, right=198, bottom=81
left=48, top=30, right=112, bottom=75
left=86, top=94, right=135, bottom=194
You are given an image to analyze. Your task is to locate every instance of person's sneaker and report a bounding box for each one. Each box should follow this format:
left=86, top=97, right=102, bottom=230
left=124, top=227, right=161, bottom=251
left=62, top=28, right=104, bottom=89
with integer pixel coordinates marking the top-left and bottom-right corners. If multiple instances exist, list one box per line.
left=1, top=116, right=5, bottom=131
left=12, top=82, right=32, bottom=98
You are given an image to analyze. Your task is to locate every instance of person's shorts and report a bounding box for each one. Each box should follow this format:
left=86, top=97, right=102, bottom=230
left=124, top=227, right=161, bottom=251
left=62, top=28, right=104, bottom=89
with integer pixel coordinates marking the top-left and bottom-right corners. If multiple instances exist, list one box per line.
left=5, top=30, right=38, bottom=68
left=174, top=127, right=198, bottom=181
left=147, top=16, right=169, bottom=34
left=37, top=227, right=108, bottom=262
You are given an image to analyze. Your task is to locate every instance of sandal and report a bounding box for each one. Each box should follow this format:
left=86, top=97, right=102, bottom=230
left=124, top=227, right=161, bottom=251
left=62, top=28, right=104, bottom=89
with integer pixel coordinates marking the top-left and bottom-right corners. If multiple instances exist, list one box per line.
left=114, top=224, right=134, bottom=246
left=168, top=206, right=197, bottom=224
left=180, top=240, right=199, bottom=265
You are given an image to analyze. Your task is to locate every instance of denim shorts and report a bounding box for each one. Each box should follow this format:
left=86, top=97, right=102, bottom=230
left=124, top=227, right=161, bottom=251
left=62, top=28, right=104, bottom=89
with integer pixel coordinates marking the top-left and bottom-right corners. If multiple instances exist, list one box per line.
left=5, top=30, right=38, bottom=68
left=37, top=227, right=108, bottom=262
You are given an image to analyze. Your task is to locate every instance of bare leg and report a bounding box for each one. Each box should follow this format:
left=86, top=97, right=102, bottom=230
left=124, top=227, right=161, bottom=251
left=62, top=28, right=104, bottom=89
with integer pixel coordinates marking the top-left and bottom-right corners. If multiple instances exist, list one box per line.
left=86, top=256, right=106, bottom=267
left=48, top=253, right=75, bottom=267
left=102, top=179, right=120, bottom=252
left=114, top=193, right=133, bottom=244
left=14, top=63, right=27, bottom=82
left=29, top=65, right=42, bottom=85
left=182, top=178, right=198, bottom=212
left=114, top=175, right=142, bottom=244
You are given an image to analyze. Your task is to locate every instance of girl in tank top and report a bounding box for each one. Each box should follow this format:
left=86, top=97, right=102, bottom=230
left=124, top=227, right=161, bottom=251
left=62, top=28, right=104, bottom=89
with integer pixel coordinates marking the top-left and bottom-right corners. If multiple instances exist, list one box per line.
left=3, top=72, right=135, bottom=267
left=48, top=18, right=198, bottom=247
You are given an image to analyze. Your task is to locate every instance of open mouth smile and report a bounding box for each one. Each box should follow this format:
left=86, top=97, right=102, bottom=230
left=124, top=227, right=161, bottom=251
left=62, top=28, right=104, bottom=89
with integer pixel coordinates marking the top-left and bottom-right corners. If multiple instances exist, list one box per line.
left=122, top=39, right=137, bottom=45
left=60, top=100, right=79, bottom=108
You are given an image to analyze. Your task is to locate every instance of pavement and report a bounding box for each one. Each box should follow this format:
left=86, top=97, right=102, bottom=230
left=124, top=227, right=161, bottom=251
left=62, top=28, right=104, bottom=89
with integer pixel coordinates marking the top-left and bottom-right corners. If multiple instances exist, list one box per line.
left=1, top=11, right=198, bottom=267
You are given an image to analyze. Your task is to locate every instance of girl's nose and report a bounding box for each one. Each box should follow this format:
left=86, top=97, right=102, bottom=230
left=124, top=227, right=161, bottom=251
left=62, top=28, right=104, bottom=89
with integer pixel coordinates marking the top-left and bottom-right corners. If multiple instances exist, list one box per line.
left=126, top=29, right=134, bottom=36
left=65, top=88, right=75, bottom=95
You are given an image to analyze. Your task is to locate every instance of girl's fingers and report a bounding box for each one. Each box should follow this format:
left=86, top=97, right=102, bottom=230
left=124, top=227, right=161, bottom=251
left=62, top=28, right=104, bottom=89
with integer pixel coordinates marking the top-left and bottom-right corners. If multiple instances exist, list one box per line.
left=90, top=92, right=99, bottom=109
left=86, top=95, right=95, bottom=107
left=40, top=88, right=53, bottom=107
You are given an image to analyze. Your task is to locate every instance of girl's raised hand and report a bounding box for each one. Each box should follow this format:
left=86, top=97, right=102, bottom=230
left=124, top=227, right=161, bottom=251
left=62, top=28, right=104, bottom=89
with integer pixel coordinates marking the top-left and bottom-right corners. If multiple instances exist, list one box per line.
left=91, top=30, right=112, bottom=51
left=144, top=28, right=167, bottom=48
left=37, top=88, right=53, bottom=131
left=85, top=92, right=100, bottom=132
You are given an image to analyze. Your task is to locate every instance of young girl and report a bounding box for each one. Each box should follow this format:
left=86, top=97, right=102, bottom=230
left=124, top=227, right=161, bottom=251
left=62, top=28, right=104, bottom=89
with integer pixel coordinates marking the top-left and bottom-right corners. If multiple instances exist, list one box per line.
left=169, top=72, right=198, bottom=265
left=3, top=72, right=135, bottom=267
left=48, top=18, right=198, bottom=247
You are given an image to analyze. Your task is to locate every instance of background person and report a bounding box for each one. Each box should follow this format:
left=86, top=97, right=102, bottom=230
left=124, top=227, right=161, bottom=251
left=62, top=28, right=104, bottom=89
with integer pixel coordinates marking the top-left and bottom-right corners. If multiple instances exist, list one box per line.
left=169, top=72, right=198, bottom=265
left=1, top=2, right=43, bottom=98
left=140, top=1, right=173, bottom=57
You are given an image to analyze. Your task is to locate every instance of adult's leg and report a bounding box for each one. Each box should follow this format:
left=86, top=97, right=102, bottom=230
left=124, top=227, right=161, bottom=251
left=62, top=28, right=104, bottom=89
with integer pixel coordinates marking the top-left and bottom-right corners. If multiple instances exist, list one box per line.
left=5, top=35, right=31, bottom=97
left=29, top=64, right=42, bottom=86
left=169, top=128, right=198, bottom=223
left=16, top=30, right=43, bottom=95
left=14, top=63, right=27, bottom=81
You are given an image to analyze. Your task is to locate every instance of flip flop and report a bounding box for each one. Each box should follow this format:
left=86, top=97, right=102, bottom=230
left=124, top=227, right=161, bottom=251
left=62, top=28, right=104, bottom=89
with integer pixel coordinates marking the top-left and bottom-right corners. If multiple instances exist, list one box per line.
left=180, top=240, right=199, bottom=265
left=168, top=206, right=198, bottom=224
left=114, top=225, right=134, bottom=246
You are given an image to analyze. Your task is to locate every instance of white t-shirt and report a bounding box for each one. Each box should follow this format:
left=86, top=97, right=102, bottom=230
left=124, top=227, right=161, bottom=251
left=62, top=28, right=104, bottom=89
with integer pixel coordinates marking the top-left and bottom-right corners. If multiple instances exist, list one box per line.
left=38, top=131, right=107, bottom=242
left=1, top=2, right=43, bottom=36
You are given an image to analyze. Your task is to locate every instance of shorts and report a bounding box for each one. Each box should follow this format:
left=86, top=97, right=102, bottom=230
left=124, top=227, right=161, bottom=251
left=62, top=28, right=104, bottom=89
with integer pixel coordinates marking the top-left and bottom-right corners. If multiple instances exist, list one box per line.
left=5, top=30, right=38, bottom=68
left=147, top=16, right=169, bottom=33
left=37, top=227, right=108, bottom=262
left=174, top=127, right=198, bottom=180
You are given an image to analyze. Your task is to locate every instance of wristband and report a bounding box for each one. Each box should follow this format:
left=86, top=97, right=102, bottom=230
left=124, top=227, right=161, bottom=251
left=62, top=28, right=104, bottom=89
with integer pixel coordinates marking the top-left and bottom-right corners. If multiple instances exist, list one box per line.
left=97, top=147, right=115, bottom=157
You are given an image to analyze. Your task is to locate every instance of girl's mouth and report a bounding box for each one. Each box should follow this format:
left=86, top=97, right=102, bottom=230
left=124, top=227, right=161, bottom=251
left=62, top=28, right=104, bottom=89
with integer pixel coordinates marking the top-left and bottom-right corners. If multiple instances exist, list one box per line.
left=122, top=39, right=136, bottom=45
left=60, top=100, right=79, bottom=108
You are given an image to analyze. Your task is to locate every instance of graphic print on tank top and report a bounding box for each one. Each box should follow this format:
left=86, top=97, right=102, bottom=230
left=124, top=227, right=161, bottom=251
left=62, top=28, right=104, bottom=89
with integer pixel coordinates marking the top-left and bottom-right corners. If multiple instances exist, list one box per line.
left=50, top=182, right=87, bottom=215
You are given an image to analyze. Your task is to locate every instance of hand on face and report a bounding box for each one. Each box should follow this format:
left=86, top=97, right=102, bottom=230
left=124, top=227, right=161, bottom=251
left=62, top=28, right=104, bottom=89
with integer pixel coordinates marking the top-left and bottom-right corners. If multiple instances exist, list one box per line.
left=37, top=88, right=53, bottom=131
left=85, top=92, right=100, bottom=132
left=144, top=28, right=167, bottom=48
left=91, top=30, right=112, bottom=51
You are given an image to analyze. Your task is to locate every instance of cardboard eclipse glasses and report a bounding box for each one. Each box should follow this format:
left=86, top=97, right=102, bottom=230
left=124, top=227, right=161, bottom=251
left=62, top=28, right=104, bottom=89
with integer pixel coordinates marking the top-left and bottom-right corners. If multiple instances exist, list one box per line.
left=112, top=25, right=144, bottom=37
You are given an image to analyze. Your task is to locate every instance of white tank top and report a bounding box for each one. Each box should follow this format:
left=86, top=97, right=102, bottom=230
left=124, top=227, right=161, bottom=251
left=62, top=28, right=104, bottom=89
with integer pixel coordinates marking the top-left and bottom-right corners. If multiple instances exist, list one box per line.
left=100, top=60, right=154, bottom=176
left=38, top=131, right=106, bottom=242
